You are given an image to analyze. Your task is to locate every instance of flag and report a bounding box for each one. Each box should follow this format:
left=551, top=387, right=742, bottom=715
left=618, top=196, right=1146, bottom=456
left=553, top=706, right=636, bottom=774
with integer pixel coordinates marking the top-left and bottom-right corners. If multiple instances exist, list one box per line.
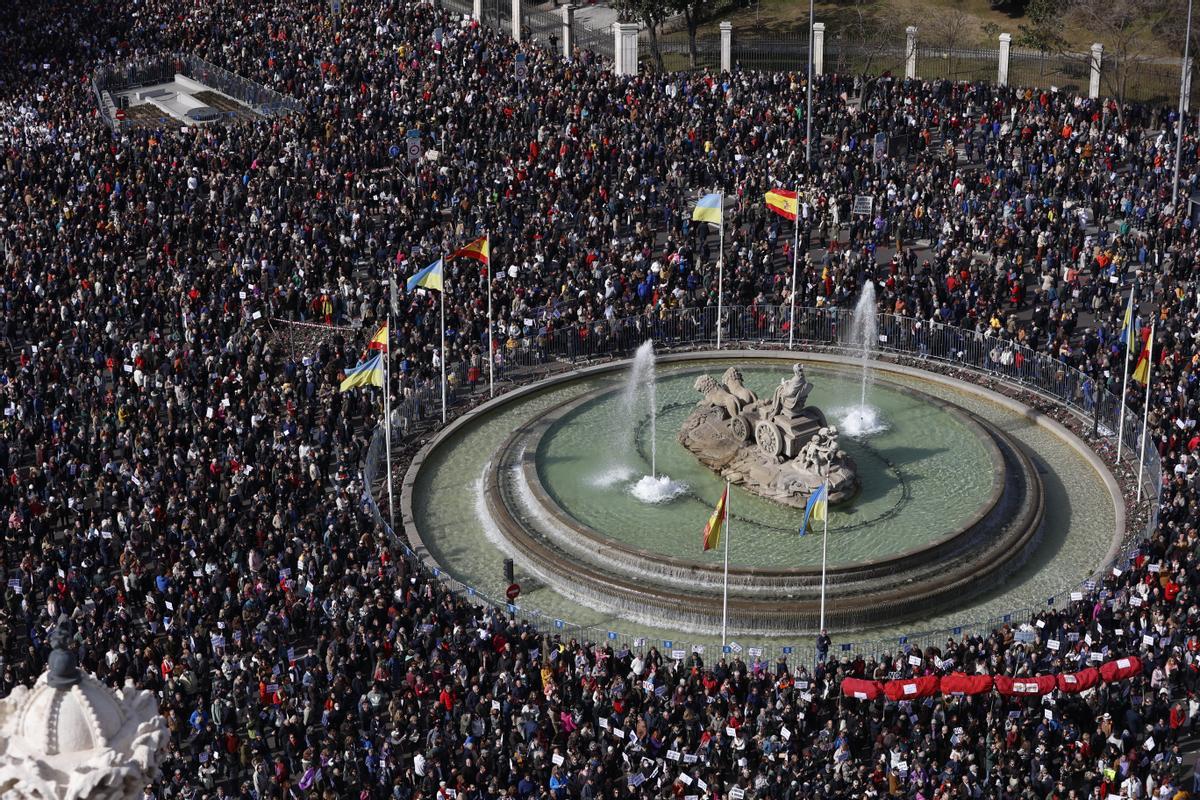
left=702, top=485, right=728, bottom=551
left=1131, top=328, right=1153, bottom=385
left=452, top=235, right=489, bottom=265
left=765, top=188, right=799, bottom=221
left=367, top=323, right=389, bottom=353
left=406, top=258, right=444, bottom=292
left=1118, top=291, right=1135, bottom=353
left=339, top=353, right=385, bottom=392
left=800, top=483, right=828, bottom=537
left=692, top=193, right=722, bottom=226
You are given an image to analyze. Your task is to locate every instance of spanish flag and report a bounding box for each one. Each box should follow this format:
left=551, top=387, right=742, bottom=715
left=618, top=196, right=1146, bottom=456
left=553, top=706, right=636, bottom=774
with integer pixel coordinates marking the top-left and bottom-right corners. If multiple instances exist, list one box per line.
left=452, top=235, right=489, bottom=265
left=367, top=323, right=388, bottom=353
left=1131, top=327, right=1153, bottom=385
left=765, top=188, right=799, bottom=221
left=339, top=353, right=385, bottom=392
left=406, top=258, right=444, bottom=292
left=692, top=193, right=723, bottom=226
left=702, top=484, right=728, bottom=551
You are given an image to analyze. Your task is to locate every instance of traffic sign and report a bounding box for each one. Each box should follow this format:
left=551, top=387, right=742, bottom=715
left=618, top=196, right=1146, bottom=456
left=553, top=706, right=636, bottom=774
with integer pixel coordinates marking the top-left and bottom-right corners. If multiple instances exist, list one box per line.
left=115, top=108, right=126, bottom=121
left=506, top=582, right=521, bottom=600
left=406, top=129, right=421, bottom=162
left=514, top=53, right=528, bottom=82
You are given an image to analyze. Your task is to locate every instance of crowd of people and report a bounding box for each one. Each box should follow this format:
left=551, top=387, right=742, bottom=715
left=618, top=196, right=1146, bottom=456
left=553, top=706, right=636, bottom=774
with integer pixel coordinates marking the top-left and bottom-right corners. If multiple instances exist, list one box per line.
left=3, top=0, right=1200, bottom=797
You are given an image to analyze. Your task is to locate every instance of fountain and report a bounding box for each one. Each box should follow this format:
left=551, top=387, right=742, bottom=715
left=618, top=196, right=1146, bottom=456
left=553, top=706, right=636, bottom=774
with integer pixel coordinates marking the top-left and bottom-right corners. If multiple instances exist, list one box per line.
left=620, top=341, right=686, bottom=503
left=841, top=281, right=886, bottom=437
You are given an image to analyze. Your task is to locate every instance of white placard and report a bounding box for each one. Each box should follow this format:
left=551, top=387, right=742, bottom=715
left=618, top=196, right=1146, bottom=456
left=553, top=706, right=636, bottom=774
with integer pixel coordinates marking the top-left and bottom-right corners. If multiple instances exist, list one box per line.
left=730, top=789, right=745, bottom=800
left=666, top=750, right=681, bottom=761
left=908, top=655, right=922, bottom=666
left=612, top=727, right=625, bottom=739
left=671, top=650, right=686, bottom=661
left=725, top=726, right=736, bottom=737
left=781, top=726, right=791, bottom=741
left=1036, top=619, right=1046, bottom=629
left=1143, top=635, right=1155, bottom=648
left=552, top=754, right=564, bottom=766
left=678, top=774, right=692, bottom=786
left=598, top=718, right=609, bottom=729
left=1047, top=640, right=1060, bottom=651
left=1144, top=735, right=1156, bottom=751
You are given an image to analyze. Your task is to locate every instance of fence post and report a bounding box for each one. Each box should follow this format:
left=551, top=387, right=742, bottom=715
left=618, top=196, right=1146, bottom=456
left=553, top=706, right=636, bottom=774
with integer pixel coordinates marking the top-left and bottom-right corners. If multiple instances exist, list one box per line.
left=561, top=4, right=575, bottom=59
left=720, top=21, right=732, bottom=73
left=473, top=0, right=482, bottom=21
left=905, top=26, right=918, bottom=80
left=997, top=33, right=1011, bottom=87
left=511, top=0, right=522, bottom=42
left=813, top=22, right=825, bottom=77
left=1089, top=43, right=1103, bottom=99
left=614, top=22, right=640, bottom=76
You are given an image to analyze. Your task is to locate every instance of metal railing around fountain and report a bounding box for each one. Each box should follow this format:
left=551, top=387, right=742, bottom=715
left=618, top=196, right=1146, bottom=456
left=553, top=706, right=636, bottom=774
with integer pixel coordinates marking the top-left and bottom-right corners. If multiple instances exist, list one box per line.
left=363, top=305, right=1161, bottom=664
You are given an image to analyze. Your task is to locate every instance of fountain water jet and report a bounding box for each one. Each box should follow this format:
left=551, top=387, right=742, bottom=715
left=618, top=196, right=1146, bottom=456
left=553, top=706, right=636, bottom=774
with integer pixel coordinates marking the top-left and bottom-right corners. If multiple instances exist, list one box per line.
left=840, top=282, right=887, bottom=437
left=618, top=341, right=687, bottom=502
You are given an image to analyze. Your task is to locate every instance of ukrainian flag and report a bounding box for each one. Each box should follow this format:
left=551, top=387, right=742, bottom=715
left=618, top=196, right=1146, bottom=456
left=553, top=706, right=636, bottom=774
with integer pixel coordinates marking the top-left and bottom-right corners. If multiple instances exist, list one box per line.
left=339, top=353, right=385, bottom=392
left=1118, top=290, right=1135, bottom=354
left=692, top=193, right=723, bottom=226
left=406, top=258, right=444, bottom=292
left=799, top=483, right=828, bottom=536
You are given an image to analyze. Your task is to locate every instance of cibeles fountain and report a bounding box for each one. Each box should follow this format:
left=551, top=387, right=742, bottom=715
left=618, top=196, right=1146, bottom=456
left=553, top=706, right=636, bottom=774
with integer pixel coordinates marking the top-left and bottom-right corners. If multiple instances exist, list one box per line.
left=402, top=295, right=1125, bottom=641
left=0, top=619, right=168, bottom=800
left=679, top=363, right=858, bottom=507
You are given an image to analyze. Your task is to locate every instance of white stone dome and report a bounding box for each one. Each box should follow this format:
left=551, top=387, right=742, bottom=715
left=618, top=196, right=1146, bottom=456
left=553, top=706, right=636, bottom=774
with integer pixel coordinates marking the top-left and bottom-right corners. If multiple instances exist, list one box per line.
left=12, top=673, right=127, bottom=757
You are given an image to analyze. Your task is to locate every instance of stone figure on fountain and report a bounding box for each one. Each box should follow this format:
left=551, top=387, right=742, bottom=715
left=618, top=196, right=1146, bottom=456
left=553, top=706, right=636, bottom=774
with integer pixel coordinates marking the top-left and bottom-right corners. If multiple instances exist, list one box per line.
left=678, top=364, right=858, bottom=507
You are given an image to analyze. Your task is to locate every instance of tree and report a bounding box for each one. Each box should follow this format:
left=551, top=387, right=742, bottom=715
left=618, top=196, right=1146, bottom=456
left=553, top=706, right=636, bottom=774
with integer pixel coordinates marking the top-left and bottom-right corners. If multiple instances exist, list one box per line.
left=1016, top=0, right=1066, bottom=55
left=1068, top=0, right=1171, bottom=118
left=614, top=0, right=670, bottom=72
left=671, top=0, right=712, bottom=70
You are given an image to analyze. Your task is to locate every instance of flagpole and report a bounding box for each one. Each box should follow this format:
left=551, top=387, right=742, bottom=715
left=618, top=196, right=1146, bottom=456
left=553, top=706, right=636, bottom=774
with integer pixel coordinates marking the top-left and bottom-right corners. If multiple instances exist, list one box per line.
left=721, top=479, right=730, bottom=648
left=716, top=192, right=725, bottom=351
left=487, top=233, right=495, bottom=399
left=819, top=486, right=828, bottom=633
left=440, top=256, right=447, bottom=424
left=1115, top=288, right=1135, bottom=462
left=1136, top=320, right=1155, bottom=503
left=788, top=188, right=801, bottom=350
left=384, top=316, right=395, bottom=530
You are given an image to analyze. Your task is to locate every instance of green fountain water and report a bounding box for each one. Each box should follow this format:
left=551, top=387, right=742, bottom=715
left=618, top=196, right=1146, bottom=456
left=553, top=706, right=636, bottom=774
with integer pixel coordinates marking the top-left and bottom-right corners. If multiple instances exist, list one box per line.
left=537, top=367, right=995, bottom=568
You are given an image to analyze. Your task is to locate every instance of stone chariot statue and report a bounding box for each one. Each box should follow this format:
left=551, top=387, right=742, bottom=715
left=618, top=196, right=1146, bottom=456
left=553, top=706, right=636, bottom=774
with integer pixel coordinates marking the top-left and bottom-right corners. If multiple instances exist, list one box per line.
left=678, top=364, right=858, bottom=507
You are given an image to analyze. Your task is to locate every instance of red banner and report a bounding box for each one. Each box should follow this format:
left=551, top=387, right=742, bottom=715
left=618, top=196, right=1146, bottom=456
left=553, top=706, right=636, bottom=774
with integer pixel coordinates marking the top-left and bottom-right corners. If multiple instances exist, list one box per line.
left=841, top=678, right=884, bottom=700
left=883, top=676, right=941, bottom=701
left=1057, top=668, right=1100, bottom=693
left=994, top=674, right=1057, bottom=696
left=939, top=672, right=994, bottom=696
left=1099, top=656, right=1142, bottom=683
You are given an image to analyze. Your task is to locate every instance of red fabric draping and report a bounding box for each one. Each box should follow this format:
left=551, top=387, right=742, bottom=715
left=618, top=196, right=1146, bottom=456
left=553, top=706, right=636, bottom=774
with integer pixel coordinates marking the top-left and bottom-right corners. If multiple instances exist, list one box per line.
left=994, top=674, right=1057, bottom=696
left=840, top=678, right=884, bottom=700
left=939, top=672, right=994, bottom=696
left=1057, top=668, right=1100, bottom=693
left=883, top=676, right=941, bottom=701
left=1099, top=656, right=1143, bottom=682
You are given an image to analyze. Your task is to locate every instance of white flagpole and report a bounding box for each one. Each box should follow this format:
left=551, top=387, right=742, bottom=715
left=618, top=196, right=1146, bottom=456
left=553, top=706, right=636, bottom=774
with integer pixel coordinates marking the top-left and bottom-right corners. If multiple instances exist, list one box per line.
left=721, top=480, right=730, bottom=648
left=1115, top=289, right=1135, bottom=462
left=1136, top=321, right=1155, bottom=503
left=487, top=233, right=495, bottom=399
left=818, top=485, right=828, bottom=633
left=440, top=257, right=447, bottom=424
left=384, top=316, right=395, bottom=530
left=788, top=189, right=800, bottom=350
left=716, top=192, right=725, bottom=351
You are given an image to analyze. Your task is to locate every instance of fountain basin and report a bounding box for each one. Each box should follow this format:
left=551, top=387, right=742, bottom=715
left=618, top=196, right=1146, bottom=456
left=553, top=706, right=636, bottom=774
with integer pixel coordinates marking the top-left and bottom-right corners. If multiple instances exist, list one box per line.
left=484, top=371, right=1043, bottom=635
left=401, top=352, right=1122, bottom=641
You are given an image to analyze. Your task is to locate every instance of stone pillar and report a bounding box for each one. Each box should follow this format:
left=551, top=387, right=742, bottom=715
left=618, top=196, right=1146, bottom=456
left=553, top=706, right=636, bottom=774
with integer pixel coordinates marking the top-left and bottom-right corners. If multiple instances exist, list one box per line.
left=813, top=22, right=826, bottom=77
left=720, top=21, right=733, bottom=73
left=1089, top=43, right=1103, bottom=99
left=614, top=22, right=639, bottom=76
left=561, top=4, right=575, bottom=59
left=997, top=33, right=1011, bottom=87
left=511, top=0, right=522, bottom=42
left=473, top=0, right=482, bottom=22
left=905, top=26, right=918, bottom=80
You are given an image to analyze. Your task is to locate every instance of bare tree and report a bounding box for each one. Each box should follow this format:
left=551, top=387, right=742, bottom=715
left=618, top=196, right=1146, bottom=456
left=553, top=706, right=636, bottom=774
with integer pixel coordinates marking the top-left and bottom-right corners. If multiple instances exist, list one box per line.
left=833, top=0, right=910, bottom=101
left=1068, top=0, right=1171, bottom=118
left=926, top=8, right=976, bottom=79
